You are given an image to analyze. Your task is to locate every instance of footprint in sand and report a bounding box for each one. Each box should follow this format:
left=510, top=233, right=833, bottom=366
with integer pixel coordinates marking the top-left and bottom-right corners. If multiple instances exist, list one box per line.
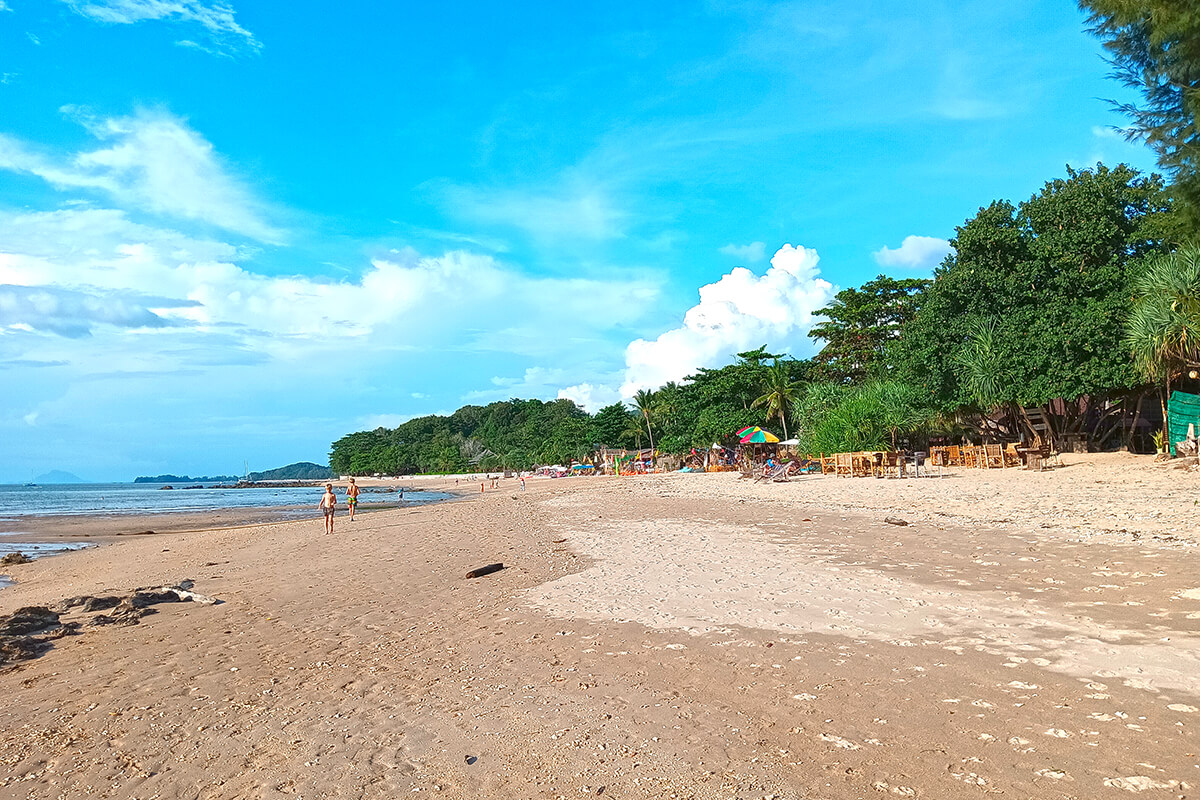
left=1103, top=776, right=1186, bottom=791
left=820, top=733, right=861, bottom=750
left=1034, top=768, right=1071, bottom=781
left=871, top=781, right=916, bottom=796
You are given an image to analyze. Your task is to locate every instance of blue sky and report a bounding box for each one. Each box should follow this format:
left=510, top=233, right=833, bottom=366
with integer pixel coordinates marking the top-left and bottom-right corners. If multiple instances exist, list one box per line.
left=0, top=0, right=1159, bottom=481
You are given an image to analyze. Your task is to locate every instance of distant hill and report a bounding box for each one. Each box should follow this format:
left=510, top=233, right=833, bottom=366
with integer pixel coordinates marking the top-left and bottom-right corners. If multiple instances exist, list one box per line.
left=133, top=474, right=238, bottom=484
left=247, top=462, right=334, bottom=481
left=33, top=470, right=84, bottom=483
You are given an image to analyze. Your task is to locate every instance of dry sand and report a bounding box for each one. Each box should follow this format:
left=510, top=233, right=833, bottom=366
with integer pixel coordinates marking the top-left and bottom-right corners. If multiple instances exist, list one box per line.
left=2, top=454, right=1200, bottom=798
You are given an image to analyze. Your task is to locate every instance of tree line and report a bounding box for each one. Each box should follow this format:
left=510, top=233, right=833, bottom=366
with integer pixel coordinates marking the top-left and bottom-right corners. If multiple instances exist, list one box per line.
left=330, top=2, right=1200, bottom=473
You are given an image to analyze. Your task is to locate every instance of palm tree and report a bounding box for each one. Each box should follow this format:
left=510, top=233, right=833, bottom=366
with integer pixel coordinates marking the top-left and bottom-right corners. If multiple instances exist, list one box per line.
left=751, top=360, right=800, bottom=439
left=1125, top=246, right=1200, bottom=449
left=631, top=389, right=656, bottom=465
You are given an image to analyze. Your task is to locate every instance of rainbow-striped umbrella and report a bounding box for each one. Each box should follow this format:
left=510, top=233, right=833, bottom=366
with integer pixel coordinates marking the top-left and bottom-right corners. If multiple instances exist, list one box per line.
left=737, top=426, right=780, bottom=444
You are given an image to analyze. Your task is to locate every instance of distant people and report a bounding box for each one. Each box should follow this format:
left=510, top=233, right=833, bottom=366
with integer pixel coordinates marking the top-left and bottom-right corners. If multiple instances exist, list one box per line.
left=319, top=483, right=337, bottom=534
left=346, top=477, right=360, bottom=521
left=520, top=475, right=526, bottom=491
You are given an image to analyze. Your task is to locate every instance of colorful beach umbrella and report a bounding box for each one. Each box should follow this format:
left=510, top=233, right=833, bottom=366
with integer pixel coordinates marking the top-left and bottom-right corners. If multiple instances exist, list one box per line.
left=738, top=426, right=780, bottom=444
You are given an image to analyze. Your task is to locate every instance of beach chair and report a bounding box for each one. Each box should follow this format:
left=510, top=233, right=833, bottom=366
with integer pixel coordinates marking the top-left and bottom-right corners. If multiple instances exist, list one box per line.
left=852, top=452, right=875, bottom=478
left=755, top=462, right=789, bottom=483
left=946, top=445, right=962, bottom=466
left=881, top=451, right=904, bottom=478
left=820, top=454, right=836, bottom=475
left=834, top=452, right=853, bottom=478
left=982, top=443, right=1004, bottom=469
left=1003, top=443, right=1021, bottom=468
left=960, top=445, right=979, bottom=469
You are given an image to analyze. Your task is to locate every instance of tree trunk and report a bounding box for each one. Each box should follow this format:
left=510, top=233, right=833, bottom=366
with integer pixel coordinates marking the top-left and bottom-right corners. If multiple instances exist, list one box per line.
left=1126, top=391, right=1145, bottom=451
left=1162, top=375, right=1171, bottom=453
left=644, top=413, right=656, bottom=467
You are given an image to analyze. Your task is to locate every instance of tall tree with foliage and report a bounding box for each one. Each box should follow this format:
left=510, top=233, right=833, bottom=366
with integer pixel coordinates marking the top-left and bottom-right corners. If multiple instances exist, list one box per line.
left=809, top=275, right=930, bottom=383
left=1081, top=1, right=1200, bottom=228
left=1125, top=244, right=1200, bottom=444
left=895, top=163, right=1179, bottom=444
left=751, top=359, right=801, bottom=439
left=631, top=389, right=657, bottom=464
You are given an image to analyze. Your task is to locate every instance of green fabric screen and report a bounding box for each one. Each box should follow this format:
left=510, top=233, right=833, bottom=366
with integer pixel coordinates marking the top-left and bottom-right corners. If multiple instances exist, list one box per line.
left=1168, top=391, right=1200, bottom=455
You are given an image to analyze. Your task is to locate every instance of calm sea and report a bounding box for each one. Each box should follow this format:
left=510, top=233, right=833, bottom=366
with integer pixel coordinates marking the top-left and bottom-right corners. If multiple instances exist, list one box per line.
left=0, top=482, right=454, bottom=586
left=0, top=482, right=453, bottom=520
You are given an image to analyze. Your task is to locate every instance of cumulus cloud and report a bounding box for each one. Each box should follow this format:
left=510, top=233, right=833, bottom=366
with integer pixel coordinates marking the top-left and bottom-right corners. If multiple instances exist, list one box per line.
left=719, top=241, right=766, bottom=263
left=873, top=235, right=951, bottom=269
left=558, top=382, right=622, bottom=412
left=0, top=284, right=195, bottom=338
left=0, top=108, right=283, bottom=241
left=61, top=0, right=260, bottom=54
left=0, top=206, right=660, bottom=366
left=619, top=244, right=835, bottom=396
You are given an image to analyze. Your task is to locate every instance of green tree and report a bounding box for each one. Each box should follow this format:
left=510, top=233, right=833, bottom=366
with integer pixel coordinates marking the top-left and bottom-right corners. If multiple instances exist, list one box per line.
left=751, top=359, right=801, bottom=439
left=895, top=163, right=1179, bottom=445
left=1126, top=244, right=1200, bottom=445
left=631, top=389, right=657, bottom=464
left=809, top=275, right=930, bottom=383
left=1081, top=1, right=1200, bottom=227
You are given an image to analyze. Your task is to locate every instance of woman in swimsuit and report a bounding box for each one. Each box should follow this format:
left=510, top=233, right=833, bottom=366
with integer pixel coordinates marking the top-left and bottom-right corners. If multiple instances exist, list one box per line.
left=319, top=483, right=337, bottom=534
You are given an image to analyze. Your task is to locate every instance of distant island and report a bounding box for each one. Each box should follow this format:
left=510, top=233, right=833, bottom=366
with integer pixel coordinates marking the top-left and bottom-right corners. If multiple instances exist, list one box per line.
left=134, top=462, right=333, bottom=484
left=247, top=462, right=333, bottom=481
left=33, top=470, right=84, bottom=484
left=134, top=474, right=238, bottom=484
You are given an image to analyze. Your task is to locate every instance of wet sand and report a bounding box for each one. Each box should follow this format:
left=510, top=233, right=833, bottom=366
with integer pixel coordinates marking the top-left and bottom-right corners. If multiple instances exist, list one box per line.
left=2, top=457, right=1200, bottom=798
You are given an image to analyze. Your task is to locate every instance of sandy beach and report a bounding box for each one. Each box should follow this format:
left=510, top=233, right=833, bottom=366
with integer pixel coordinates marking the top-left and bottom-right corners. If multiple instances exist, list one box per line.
left=3, top=455, right=1200, bottom=798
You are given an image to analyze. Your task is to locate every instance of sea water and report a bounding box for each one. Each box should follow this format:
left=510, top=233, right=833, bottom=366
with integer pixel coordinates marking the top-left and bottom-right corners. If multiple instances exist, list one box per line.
left=0, top=482, right=455, bottom=587
left=0, top=482, right=452, bottom=519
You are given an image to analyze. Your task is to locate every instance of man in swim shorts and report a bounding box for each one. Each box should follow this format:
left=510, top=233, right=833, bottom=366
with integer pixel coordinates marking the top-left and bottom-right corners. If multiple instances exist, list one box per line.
left=319, top=483, right=337, bottom=534
left=346, top=477, right=360, bottom=521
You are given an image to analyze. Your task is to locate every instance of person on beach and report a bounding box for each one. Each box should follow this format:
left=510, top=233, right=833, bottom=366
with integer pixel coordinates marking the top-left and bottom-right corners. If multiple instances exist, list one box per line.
left=319, top=483, right=337, bottom=534
left=346, top=477, right=360, bottom=522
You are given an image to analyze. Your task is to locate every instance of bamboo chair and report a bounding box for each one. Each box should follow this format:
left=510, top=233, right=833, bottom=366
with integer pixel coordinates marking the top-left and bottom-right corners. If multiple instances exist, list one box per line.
left=881, top=451, right=904, bottom=478
left=960, top=445, right=979, bottom=469
left=1003, top=443, right=1021, bottom=468
left=982, top=443, right=1004, bottom=469
left=834, top=452, right=853, bottom=478
left=946, top=445, right=962, bottom=466
left=852, top=452, right=875, bottom=478
left=820, top=454, right=836, bottom=475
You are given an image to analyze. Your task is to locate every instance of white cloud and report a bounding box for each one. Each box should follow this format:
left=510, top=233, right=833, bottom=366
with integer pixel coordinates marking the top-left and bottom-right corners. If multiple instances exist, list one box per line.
left=0, top=3, right=12, bottom=12
left=23, top=411, right=39, bottom=426
left=619, top=243, right=835, bottom=396
left=558, top=382, right=621, bottom=412
left=0, top=108, right=283, bottom=241
left=438, top=182, right=628, bottom=242
left=27, top=32, right=41, bottom=45
left=0, top=284, right=194, bottom=338
left=61, top=0, right=260, bottom=54
left=719, top=241, right=766, bottom=263
left=873, top=235, right=951, bottom=269
left=0, top=206, right=660, bottom=366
